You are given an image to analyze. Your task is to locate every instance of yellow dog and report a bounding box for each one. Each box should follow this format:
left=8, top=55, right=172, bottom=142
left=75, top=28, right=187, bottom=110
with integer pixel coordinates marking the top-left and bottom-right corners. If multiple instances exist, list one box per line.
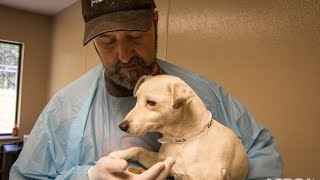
left=110, top=75, right=248, bottom=180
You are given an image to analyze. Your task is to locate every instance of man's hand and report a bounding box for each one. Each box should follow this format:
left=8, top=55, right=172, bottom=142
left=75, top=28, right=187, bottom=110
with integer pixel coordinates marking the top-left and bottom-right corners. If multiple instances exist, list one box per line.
left=88, top=156, right=175, bottom=180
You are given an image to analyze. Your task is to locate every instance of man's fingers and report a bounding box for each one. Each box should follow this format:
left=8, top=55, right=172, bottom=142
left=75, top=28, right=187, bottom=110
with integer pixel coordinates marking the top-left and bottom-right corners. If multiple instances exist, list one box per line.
left=101, top=156, right=128, bottom=173
left=96, top=156, right=175, bottom=180
left=140, top=162, right=165, bottom=179
left=155, top=157, right=175, bottom=180
left=139, top=157, right=175, bottom=180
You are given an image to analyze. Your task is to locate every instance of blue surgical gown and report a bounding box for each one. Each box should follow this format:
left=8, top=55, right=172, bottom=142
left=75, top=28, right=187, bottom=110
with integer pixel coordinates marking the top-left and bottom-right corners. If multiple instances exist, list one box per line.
left=10, top=59, right=283, bottom=179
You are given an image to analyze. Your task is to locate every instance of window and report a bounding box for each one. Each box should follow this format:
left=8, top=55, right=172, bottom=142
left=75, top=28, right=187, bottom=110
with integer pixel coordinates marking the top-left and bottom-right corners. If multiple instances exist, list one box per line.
left=0, top=40, right=23, bottom=135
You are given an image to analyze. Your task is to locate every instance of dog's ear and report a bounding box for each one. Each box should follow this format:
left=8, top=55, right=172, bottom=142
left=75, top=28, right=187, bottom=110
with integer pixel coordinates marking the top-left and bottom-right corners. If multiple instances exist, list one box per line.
left=171, top=82, right=195, bottom=109
left=134, top=75, right=151, bottom=97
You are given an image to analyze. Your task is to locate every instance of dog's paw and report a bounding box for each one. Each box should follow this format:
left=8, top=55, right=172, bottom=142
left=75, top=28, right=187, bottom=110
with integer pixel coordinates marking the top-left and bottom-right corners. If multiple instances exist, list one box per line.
left=109, top=151, right=130, bottom=160
left=109, top=147, right=146, bottom=161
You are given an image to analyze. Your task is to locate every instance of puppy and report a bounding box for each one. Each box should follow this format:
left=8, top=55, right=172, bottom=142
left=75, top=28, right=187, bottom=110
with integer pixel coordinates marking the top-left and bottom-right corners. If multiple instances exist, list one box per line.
left=110, top=75, right=248, bottom=180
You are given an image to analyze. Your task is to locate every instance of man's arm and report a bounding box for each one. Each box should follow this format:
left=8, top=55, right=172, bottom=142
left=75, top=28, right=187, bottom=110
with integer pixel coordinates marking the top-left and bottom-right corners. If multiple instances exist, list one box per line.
left=234, top=106, right=283, bottom=179
left=9, top=90, right=103, bottom=180
left=212, top=83, right=283, bottom=179
left=9, top=96, right=94, bottom=180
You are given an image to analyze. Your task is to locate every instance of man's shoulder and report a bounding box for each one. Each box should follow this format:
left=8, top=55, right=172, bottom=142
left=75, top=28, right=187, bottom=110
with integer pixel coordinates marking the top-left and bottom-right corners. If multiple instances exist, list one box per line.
left=157, top=59, right=223, bottom=109
left=42, top=64, right=104, bottom=121
left=157, top=59, right=219, bottom=89
left=52, top=64, right=104, bottom=101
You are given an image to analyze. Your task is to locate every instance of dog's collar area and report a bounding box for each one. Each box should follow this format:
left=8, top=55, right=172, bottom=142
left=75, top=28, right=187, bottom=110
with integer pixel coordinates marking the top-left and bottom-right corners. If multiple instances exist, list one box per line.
left=158, top=119, right=213, bottom=144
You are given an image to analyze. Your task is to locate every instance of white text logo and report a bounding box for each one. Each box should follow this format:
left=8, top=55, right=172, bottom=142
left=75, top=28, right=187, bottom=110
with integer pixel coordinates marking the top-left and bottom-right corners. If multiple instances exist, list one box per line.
left=267, top=178, right=315, bottom=180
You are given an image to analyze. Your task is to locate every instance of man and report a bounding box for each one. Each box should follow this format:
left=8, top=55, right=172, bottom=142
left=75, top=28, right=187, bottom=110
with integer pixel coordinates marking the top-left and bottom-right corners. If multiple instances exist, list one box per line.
left=10, top=0, right=283, bottom=179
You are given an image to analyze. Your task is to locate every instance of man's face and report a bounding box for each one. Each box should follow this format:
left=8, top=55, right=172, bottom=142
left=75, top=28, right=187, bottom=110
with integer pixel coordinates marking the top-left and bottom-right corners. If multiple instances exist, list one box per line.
left=93, top=14, right=158, bottom=90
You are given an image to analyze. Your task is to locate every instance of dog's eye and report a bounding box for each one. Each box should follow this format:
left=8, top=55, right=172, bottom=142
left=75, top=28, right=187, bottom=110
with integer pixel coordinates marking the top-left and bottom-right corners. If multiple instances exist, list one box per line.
left=147, top=100, right=156, bottom=106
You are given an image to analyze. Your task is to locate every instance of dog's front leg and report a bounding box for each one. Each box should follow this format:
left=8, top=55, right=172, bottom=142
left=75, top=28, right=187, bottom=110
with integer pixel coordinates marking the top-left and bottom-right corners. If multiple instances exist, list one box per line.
left=109, top=147, right=161, bottom=169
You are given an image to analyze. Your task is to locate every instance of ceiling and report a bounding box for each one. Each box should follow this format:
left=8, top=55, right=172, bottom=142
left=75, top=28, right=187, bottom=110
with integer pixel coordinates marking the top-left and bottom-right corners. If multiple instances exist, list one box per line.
left=0, top=0, right=78, bottom=16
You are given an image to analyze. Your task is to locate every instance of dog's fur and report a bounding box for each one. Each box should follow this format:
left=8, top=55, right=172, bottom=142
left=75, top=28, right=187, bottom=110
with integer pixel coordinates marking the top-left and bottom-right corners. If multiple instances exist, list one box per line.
left=109, top=75, right=248, bottom=180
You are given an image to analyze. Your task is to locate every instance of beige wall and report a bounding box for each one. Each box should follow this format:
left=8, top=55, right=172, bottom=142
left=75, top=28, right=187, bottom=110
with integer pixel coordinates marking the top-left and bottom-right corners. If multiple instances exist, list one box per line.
left=5, top=0, right=319, bottom=178
left=0, top=5, right=52, bottom=139
left=49, top=1, right=89, bottom=97
left=166, top=1, right=320, bottom=178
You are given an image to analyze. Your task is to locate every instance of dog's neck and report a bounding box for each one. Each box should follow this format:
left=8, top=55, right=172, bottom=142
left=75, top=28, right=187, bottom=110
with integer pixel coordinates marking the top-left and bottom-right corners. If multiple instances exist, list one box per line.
left=158, top=96, right=213, bottom=144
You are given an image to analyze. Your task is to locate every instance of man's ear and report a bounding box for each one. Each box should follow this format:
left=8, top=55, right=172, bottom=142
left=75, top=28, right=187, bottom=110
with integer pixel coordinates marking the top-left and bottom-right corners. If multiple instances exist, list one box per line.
left=171, top=82, right=195, bottom=109
left=153, top=11, right=159, bottom=32
left=133, top=75, right=151, bottom=97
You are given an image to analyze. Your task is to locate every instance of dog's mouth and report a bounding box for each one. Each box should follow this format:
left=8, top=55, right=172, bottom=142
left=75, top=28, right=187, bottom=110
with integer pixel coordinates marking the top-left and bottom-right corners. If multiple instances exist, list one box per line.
left=119, top=120, right=159, bottom=135
left=119, top=121, right=143, bottom=135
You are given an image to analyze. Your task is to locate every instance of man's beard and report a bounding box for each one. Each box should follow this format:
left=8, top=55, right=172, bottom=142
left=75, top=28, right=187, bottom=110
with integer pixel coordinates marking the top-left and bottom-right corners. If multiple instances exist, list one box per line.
left=105, top=56, right=156, bottom=90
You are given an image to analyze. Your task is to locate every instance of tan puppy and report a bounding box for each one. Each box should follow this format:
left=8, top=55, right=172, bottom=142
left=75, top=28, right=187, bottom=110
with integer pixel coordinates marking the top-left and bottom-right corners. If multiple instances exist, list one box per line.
left=110, top=75, right=248, bottom=180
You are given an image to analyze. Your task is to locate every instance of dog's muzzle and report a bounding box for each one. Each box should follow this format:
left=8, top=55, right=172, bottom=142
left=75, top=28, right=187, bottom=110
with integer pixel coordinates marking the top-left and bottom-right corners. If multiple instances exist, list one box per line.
left=119, top=121, right=129, bottom=132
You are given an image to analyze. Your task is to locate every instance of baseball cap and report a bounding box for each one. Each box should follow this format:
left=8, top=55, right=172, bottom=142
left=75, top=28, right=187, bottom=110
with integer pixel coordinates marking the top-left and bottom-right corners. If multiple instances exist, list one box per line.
left=82, top=0, right=156, bottom=45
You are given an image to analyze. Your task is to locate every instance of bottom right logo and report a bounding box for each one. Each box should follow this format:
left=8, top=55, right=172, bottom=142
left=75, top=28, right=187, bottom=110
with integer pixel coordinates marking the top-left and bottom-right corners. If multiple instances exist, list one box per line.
left=267, top=178, right=315, bottom=180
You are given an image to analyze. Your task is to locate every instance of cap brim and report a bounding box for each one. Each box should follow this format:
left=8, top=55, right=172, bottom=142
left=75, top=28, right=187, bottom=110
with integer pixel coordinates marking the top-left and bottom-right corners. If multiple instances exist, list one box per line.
left=83, top=9, right=154, bottom=46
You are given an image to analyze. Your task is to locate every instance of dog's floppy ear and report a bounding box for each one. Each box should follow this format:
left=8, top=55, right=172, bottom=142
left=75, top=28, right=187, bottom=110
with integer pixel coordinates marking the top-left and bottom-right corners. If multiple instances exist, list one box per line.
left=171, top=82, right=195, bottom=109
left=133, top=75, right=151, bottom=97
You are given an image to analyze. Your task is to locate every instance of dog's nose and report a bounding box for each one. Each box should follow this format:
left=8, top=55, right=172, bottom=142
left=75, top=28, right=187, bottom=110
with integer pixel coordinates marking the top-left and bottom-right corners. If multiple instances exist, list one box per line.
left=119, top=121, right=129, bottom=132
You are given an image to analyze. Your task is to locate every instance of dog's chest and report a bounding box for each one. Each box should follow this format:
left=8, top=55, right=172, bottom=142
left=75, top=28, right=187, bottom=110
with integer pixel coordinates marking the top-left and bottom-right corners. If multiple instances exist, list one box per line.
left=157, top=126, right=226, bottom=179
left=158, top=138, right=210, bottom=179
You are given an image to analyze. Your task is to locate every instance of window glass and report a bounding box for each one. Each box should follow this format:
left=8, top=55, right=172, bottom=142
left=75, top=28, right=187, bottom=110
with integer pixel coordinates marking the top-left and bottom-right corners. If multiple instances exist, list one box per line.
left=0, top=40, right=22, bottom=135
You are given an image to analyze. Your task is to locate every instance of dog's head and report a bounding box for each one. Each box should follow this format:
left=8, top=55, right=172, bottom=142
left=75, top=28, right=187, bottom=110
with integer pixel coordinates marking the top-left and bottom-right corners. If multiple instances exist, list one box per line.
left=119, top=75, right=195, bottom=135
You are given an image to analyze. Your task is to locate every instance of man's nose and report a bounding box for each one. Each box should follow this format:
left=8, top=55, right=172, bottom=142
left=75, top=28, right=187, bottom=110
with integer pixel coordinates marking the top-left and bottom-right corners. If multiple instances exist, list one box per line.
left=117, top=40, right=134, bottom=63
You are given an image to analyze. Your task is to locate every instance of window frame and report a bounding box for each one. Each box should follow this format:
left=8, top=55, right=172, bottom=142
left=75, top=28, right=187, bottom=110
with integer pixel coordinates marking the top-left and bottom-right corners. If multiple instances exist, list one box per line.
left=0, top=39, right=23, bottom=136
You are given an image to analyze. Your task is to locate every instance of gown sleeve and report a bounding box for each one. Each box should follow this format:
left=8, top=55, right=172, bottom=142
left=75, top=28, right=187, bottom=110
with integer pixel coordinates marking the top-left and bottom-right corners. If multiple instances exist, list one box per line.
left=212, top=83, right=283, bottom=179
left=10, top=92, right=92, bottom=180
